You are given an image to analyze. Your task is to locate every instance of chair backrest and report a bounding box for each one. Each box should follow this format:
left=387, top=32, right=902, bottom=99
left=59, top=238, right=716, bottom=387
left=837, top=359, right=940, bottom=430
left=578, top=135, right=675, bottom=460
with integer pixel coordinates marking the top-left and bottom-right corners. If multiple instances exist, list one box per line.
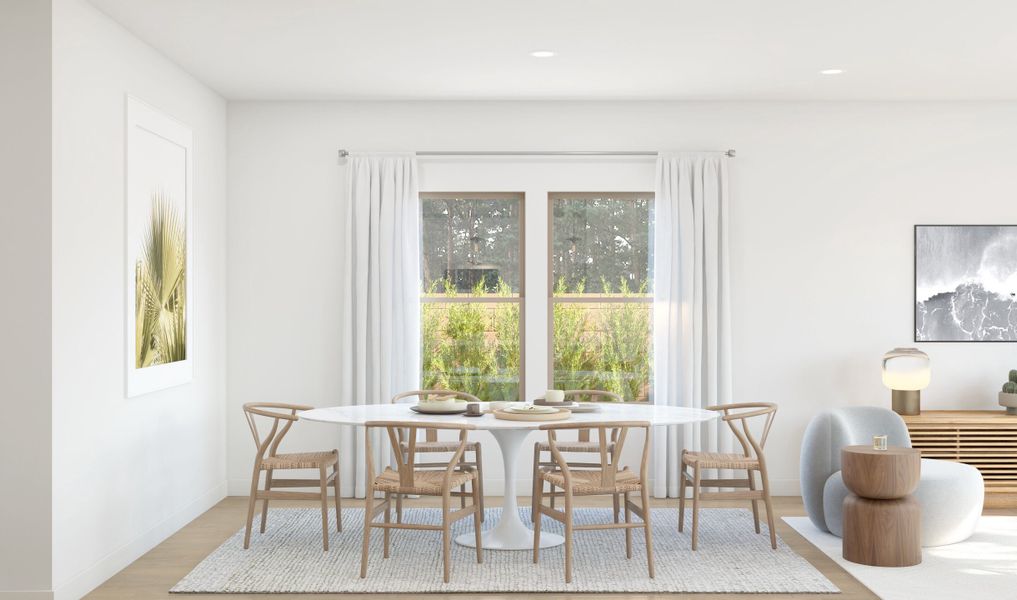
left=562, top=390, right=622, bottom=443
left=564, top=390, right=623, bottom=403
left=799, top=406, right=911, bottom=532
left=708, top=403, right=777, bottom=462
left=243, top=402, right=313, bottom=464
left=391, top=390, right=480, bottom=442
left=540, top=421, right=651, bottom=490
left=364, top=420, right=476, bottom=491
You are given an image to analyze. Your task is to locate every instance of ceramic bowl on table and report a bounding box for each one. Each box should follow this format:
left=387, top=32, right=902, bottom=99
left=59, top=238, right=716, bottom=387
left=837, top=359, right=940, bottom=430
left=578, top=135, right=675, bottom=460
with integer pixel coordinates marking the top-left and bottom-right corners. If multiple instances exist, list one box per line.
left=413, top=396, right=468, bottom=414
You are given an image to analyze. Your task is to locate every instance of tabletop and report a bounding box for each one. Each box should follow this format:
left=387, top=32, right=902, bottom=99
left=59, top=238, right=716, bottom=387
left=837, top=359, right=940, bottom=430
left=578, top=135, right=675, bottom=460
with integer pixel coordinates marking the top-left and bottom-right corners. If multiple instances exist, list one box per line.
left=841, top=445, right=921, bottom=457
left=299, top=402, right=718, bottom=429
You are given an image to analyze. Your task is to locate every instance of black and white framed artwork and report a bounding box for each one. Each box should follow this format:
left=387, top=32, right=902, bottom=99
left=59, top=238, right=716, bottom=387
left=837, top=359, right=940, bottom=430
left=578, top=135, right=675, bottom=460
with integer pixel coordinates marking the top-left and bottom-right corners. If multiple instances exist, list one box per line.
left=915, top=225, right=1017, bottom=342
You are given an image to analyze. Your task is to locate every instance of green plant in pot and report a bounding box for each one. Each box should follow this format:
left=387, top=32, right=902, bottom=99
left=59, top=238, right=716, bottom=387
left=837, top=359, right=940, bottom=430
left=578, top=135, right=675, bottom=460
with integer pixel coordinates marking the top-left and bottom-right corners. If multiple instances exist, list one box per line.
left=1000, top=369, right=1017, bottom=415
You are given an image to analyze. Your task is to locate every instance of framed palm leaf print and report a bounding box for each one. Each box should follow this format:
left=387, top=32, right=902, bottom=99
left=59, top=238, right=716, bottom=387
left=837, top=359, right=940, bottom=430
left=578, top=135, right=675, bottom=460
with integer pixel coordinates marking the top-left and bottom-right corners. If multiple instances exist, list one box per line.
left=125, top=96, right=194, bottom=396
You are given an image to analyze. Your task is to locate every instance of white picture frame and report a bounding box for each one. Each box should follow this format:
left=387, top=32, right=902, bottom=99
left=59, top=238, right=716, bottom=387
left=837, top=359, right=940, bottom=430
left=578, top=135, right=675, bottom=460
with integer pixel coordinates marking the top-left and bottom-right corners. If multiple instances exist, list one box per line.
left=125, top=96, right=194, bottom=397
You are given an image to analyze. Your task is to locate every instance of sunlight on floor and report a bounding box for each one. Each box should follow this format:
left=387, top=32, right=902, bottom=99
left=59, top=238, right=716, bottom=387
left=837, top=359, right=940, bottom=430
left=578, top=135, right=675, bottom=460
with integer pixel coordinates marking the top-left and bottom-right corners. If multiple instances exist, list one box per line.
left=785, top=515, right=1017, bottom=600
left=927, top=519, right=1017, bottom=576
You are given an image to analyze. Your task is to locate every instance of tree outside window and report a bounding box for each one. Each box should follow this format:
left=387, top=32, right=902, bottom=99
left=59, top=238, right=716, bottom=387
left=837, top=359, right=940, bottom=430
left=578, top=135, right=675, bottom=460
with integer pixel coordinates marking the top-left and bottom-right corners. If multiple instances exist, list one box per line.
left=550, top=193, right=653, bottom=402
left=420, top=193, right=523, bottom=401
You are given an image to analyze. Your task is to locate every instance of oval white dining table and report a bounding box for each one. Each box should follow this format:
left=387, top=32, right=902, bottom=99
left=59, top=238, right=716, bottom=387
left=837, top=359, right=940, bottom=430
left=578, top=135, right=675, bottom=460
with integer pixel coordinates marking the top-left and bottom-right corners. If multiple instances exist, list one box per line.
left=300, top=403, right=717, bottom=551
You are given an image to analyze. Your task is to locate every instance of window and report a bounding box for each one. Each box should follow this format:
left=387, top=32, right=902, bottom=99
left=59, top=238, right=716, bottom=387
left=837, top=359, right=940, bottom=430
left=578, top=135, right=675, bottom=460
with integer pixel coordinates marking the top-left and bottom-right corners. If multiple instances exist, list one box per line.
left=420, top=193, right=523, bottom=401
left=549, top=193, right=654, bottom=402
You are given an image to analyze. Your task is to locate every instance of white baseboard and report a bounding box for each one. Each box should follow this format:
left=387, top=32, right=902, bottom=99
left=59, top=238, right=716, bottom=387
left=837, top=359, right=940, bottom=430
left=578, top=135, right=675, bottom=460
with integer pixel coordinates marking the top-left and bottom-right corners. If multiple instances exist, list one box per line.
left=228, top=477, right=254, bottom=496
left=0, top=591, right=54, bottom=599
left=51, top=482, right=226, bottom=600
left=764, top=478, right=801, bottom=497
left=228, top=478, right=802, bottom=498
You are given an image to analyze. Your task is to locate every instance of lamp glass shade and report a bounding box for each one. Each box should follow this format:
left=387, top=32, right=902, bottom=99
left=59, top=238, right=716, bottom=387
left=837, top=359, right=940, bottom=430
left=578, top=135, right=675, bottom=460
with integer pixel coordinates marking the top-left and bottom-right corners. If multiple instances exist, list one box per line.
left=881, top=348, right=931, bottom=391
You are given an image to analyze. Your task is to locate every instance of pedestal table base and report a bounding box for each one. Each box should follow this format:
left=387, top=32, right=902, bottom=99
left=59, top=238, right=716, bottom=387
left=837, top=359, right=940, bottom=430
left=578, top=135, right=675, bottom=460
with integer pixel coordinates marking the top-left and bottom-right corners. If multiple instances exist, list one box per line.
left=454, top=428, right=564, bottom=550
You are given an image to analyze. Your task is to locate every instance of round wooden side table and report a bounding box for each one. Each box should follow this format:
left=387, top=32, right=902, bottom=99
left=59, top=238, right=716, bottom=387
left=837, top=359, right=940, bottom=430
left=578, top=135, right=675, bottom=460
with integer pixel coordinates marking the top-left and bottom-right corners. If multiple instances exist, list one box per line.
left=841, top=445, right=922, bottom=567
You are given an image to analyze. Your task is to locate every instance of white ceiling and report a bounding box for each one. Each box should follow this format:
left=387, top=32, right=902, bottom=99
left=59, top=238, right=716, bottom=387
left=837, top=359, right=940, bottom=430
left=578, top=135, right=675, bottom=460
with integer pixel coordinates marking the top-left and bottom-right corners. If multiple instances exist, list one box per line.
left=90, top=0, right=1017, bottom=101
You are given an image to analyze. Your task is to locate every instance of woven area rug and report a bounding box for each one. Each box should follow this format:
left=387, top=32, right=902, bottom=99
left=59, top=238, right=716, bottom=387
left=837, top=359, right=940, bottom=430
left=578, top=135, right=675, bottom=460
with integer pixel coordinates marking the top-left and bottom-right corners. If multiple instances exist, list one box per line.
left=172, top=507, right=838, bottom=594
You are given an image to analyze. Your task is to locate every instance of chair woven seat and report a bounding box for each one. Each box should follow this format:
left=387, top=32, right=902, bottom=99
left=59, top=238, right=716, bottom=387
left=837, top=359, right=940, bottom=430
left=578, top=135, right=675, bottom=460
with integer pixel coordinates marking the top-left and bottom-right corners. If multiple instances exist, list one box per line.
left=539, top=467, right=642, bottom=494
left=536, top=440, right=615, bottom=453
left=531, top=420, right=654, bottom=583
left=682, top=451, right=758, bottom=470
left=678, top=403, right=778, bottom=552
left=260, top=450, right=339, bottom=470
left=531, top=390, right=625, bottom=527
left=373, top=466, right=477, bottom=495
left=242, top=403, right=341, bottom=552
left=361, top=419, right=482, bottom=583
left=390, top=390, right=486, bottom=526
left=401, top=440, right=481, bottom=453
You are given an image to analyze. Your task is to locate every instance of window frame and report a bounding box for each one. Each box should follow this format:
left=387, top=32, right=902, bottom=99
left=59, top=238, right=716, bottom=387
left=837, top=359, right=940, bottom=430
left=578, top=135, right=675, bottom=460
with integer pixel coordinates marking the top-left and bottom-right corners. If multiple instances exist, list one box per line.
left=419, top=192, right=526, bottom=400
left=546, top=191, right=654, bottom=402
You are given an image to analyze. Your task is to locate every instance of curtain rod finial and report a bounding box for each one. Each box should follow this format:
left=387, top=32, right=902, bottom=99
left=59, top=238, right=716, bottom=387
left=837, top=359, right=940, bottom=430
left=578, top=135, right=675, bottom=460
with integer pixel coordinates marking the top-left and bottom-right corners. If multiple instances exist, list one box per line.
left=725, top=149, right=736, bottom=158
left=338, top=149, right=349, bottom=160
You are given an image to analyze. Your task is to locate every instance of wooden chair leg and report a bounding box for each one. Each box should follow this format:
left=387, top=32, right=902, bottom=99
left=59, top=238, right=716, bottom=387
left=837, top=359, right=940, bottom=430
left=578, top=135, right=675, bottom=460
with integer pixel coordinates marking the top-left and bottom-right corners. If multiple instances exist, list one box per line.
left=243, top=466, right=260, bottom=549
left=360, top=496, right=373, bottom=578
left=395, top=494, right=403, bottom=524
left=761, top=470, right=777, bottom=549
left=383, top=492, right=391, bottom=559
left=472, top=477, right=483, bottom=563
left=260, top=468, right=273, bottom=533
left=691, top=465, right=702, bottom=551
left=475, top=444, right=485, bottom=522
left=611, top=448, right=619, bottom=523
left=458, top=456, right=467, bottom=510
left=333, top=463, right=342, bottom=532
left=563, top=489, right=574, bottom=584
left=442, top=493, right=452, bottom=583
left=624, top=491, right=632, bottom=559
left=678, top=463, right=687, bottom=533
left=532, top=477, right=543, bottom=564
left=319, top=465, right=330, bottom=551
left=747, top=468, right=760, bottom=534
left=641, top=485, right=655, bottom=578
left=530, top=445, right=540, bottom=523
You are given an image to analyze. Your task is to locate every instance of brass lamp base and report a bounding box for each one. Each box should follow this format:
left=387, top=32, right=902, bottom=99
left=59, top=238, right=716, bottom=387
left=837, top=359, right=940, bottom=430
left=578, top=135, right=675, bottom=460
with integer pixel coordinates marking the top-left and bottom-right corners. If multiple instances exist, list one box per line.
left=892, top=390, right=921, bottom=416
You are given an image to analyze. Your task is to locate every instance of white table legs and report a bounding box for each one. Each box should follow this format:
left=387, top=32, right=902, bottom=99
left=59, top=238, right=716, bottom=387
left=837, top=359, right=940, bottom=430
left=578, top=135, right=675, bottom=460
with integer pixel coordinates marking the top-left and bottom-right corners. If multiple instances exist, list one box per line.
left=455, top=428, right=565, bottom=550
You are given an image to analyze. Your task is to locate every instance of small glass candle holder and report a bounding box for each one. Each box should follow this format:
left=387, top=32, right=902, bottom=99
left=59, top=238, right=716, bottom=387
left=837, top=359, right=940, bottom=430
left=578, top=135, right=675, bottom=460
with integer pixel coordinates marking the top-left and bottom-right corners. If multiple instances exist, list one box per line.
left=873, top=434, right=888, bottom=451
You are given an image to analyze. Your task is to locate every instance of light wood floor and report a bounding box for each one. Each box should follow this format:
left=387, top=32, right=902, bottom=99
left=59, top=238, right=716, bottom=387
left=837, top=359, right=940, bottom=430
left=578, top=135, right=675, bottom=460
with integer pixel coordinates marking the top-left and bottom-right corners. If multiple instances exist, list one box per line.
left=86, top=495, right=1013, bottom=600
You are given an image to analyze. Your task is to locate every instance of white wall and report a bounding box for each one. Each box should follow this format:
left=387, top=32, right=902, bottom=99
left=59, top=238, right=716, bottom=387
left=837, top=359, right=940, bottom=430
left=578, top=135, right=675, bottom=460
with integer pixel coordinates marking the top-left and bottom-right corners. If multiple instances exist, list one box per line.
left=227, top=101, right=1017, bottom=498
left=50, top=0, right=228, bottom=597
left=0, top=1, right=53, bottom=597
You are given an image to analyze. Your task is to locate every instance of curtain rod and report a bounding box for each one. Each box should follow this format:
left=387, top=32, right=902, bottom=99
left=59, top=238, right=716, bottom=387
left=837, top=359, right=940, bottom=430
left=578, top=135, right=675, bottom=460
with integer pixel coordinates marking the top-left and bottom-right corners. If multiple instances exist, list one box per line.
left=337, top=149, right=736, bottom=159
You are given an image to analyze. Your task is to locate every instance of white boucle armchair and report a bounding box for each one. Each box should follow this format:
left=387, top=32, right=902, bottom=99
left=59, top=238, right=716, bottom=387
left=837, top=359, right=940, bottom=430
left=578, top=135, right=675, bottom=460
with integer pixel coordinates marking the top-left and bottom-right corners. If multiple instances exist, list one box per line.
left=800, top=406, right=983, bottom=547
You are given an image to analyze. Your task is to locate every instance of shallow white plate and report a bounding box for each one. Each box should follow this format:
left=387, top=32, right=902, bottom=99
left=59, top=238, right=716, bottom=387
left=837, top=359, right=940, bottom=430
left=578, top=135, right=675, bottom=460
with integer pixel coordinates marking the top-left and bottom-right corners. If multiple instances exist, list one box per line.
left=533, top=397, right=575, bottom=407
left=566, top=404, right=602, bottom=413
left=504, top=404, right=558, bottom=414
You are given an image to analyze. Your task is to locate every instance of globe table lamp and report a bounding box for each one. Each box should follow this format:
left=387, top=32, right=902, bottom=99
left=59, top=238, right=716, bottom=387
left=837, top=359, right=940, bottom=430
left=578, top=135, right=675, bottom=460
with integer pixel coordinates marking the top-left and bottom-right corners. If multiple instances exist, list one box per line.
left=881, top=348, right=931, bottom=416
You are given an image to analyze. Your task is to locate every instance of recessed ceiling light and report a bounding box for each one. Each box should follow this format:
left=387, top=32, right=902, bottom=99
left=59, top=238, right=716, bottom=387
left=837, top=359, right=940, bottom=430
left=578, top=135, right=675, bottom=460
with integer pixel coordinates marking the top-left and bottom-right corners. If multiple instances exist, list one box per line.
left=819, top=69, right=844, bottom=75
left=530, top=50, right=556, bottom=58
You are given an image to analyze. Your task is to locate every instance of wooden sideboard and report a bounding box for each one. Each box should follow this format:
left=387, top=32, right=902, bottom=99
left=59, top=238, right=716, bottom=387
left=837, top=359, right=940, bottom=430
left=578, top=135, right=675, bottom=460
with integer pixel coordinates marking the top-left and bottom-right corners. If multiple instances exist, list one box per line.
left=903, top=410, right=1017, bottom=508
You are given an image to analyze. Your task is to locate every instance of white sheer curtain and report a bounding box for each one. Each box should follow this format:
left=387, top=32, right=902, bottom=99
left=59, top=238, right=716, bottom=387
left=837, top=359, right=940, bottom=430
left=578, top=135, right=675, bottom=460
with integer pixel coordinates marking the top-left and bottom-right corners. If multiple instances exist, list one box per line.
left=652, top=152, right=734, bottom=498
left=338, top=153, right=420, bottom=498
